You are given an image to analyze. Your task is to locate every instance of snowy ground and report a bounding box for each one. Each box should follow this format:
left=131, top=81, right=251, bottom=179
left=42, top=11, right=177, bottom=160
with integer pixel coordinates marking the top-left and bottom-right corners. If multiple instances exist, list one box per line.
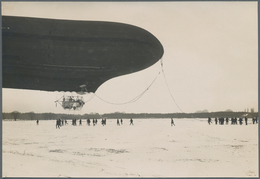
left=2, top=118, right=258, bottom=177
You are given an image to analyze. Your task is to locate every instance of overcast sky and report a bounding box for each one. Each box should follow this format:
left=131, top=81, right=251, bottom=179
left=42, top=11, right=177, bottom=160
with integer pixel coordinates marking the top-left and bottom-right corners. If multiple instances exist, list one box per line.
left=2, top=1, right=258, bottom=114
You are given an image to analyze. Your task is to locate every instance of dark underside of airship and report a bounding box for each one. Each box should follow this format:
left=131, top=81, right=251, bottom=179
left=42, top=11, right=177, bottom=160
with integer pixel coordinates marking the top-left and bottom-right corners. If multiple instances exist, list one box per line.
left=2, top=16, right=164, bottom=93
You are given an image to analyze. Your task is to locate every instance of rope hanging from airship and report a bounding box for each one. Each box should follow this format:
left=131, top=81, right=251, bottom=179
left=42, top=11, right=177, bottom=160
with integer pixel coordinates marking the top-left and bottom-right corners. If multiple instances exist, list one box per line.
left=93, top=59, right=184, bottom=112
left=55, top=59, right=184, bottom=112
left=160, top=59, right=184, bottom=113
left=54, top=71, right=160, bottom=110
left=94, top=71, right=161, bottom=105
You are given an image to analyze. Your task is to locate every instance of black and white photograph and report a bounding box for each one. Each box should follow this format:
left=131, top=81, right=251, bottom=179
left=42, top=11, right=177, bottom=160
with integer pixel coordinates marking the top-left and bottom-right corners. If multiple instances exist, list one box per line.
left=2, top=1, right=258, bottom=177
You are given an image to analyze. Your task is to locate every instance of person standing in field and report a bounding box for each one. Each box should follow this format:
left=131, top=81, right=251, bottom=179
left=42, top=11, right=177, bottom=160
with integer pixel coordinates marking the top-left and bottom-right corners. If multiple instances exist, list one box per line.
left=171, top=118, right=175, bottom=126
left=221, top=117, right=225, bottom=125
left=207, top=117, right=211, bottom=125
left=234, top=117, right=238, bottom=124
left=225, top=118, right=229, bottom=125
left=117, top=119, right=120, bottom=126
left=36, top=119, right=39, bottom=125
left=101, top=118, right=105, bottom=126
left=239, top=118, right=243, bottom=125
left=130, top=118, right=134, bottom=125
left=245, top=117, right=248, bottom=125
left=218, top=118, right=222, bottom=125
left=56, top=119, right=60, bottom=129
left=79, top=119, right=82, bottom=125
left=121, top=119, right=123, bottom=125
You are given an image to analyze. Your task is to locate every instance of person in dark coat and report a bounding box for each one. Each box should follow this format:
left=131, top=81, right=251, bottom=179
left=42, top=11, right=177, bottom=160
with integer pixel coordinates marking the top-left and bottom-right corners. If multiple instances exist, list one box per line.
left=171, top=118, right=175, bottom=126
left=239, top=118, right=243, bottom=125
left=234, top=117, right=238, bottom=125
left=225, top=118, right=229, bottom=125
left=208, top=117, right=211, bottom=125
left=56, top=119, right=60, bottom=129
left=130, top=118, right=134, bottom=125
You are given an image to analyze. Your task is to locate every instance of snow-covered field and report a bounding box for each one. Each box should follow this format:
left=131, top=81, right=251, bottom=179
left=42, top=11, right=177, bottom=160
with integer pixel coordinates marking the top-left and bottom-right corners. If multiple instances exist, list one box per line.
left=2, top=118, right=258, bottom=177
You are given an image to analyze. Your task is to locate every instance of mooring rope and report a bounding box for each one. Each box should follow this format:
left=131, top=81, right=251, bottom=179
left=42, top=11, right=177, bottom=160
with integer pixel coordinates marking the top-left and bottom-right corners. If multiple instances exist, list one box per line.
left=94, top=71, right=161, bottom=105
left=55, top=58, right=183, bottom=113
left=84, top=93, right=96, bottom=102
left=160, top=59, right=184, bottom=113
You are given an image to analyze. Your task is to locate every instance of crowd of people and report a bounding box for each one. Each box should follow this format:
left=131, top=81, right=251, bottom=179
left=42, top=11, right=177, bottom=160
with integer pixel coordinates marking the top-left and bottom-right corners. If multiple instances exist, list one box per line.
left=35, top=117, right=258, bottom=129
left=101, top=118, right=107, bottom=126
left=56, top=118, right=68, bottom=128
left=53, top=118, right=134, bottom=129
left=208, top=117, right=258, bottom=125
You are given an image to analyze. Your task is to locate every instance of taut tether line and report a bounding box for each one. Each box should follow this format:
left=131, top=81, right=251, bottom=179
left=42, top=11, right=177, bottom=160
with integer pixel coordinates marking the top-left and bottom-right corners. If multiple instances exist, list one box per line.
left=160, top=58, right=184, bottom=113
left=67, top=59, right=184, bottom=113
left=54, top=73, right=160, bottom=109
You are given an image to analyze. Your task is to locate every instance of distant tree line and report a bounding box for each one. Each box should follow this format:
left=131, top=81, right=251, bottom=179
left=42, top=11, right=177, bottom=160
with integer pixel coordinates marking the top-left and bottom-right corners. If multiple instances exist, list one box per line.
left=103, top=111, right=258, bottom=119
left=2, top=111, right=258, bottom=121
left=2, top=112, right=101, bottom=121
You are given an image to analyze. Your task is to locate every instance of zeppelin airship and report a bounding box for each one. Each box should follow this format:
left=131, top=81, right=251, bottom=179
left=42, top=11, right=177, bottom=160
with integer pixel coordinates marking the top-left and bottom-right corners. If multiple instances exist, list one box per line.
left=2, top=16, right=164, bottom=93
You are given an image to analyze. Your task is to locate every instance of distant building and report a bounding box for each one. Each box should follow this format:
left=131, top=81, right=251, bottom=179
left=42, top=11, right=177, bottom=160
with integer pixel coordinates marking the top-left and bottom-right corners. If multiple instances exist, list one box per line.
left=251, top=108, right=254, bottom=113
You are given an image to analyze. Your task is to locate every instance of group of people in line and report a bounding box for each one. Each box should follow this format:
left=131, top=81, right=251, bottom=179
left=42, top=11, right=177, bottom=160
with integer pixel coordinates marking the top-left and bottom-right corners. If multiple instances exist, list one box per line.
left=56, top=118, right=68, bottom=128
left=72, top=118, right=99, bottom=126
left=54, top=118, right=135, bottom=129
left=117, top=119, right=123, bottom=126
left=116, top=118, right=133, bottom=125
left=37, top=117, right=257, bottom=129
left=208, top=117, right=258, bottom=125
left=252, top=117, right=258, bottom=124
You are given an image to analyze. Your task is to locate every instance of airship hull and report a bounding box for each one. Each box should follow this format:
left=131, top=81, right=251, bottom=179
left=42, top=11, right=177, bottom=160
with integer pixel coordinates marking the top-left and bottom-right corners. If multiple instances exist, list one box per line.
left=2, top=16, right=164, bottom=92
